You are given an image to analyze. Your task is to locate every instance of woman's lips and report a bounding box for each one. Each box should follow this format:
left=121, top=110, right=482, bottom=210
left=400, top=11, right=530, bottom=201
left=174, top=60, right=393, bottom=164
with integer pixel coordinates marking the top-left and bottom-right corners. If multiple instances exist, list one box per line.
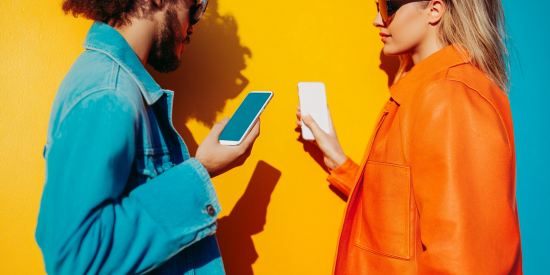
left=379, top=32, right=391, bottom=43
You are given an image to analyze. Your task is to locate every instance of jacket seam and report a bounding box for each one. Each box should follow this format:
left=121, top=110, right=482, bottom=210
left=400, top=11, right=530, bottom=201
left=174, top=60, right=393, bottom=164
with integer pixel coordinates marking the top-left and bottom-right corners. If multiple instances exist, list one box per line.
left=58, top=57, right=125, bottom=124
left=444, top=78, right=512, bottom=151
left=83, top=46, right=164, bottom=105
left=57, top=88, right=117, bottom=128
left=353, top=242, right=410, bottom=260
left=366, top=160, right=409, bottom=169
left=109, top=62, right=119, bottom=89
left=414, top=188, right=419, bottom=274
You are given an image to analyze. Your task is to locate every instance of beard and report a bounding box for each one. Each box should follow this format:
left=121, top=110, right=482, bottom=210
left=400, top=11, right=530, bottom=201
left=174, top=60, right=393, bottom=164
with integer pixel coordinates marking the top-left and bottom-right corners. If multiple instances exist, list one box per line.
left=147, top=7, right=185, bottom=73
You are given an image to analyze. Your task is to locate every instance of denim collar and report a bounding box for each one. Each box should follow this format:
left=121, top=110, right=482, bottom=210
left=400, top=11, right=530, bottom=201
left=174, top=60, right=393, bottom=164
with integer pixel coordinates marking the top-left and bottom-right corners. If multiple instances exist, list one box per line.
left=83, top=22, right=164, bottom=105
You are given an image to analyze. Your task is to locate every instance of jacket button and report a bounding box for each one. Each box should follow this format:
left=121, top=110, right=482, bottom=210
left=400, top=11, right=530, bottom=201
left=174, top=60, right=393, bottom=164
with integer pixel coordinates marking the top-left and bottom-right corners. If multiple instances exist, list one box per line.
left=206, top=205, right=216, bottom=217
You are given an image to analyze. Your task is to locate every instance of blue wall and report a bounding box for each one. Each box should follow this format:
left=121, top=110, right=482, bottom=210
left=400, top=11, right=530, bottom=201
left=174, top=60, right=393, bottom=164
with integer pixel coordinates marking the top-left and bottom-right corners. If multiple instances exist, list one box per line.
left=504, top=0, right=550, bottom=273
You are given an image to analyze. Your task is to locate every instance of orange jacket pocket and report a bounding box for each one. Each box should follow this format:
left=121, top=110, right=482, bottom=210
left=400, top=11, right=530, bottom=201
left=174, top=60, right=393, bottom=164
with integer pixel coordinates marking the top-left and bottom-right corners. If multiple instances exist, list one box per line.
left=355, top=161, right=411, bottom=260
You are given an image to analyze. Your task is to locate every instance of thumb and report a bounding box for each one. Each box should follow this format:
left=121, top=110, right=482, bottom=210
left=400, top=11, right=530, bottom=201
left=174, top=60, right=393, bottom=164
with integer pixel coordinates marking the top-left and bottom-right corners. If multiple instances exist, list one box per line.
left=302, top=112, right=326, bottom=139
left=209, top=117, right=230, bottom=138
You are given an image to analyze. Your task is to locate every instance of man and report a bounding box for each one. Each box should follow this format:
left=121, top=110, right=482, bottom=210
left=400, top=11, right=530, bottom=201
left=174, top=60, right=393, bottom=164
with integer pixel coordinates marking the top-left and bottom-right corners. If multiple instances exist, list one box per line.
left=35, top=0, right=259, bottom=274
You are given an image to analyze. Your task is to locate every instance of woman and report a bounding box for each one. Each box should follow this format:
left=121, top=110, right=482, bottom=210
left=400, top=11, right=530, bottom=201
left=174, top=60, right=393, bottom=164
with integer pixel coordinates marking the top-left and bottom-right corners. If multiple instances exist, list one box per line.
left=297, top=0, right=522, bottom=273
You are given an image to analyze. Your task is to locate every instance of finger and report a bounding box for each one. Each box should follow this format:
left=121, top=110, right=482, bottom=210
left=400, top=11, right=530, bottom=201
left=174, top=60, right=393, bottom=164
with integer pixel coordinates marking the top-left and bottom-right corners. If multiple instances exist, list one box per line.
left=211, top=117, right=229, bottom=132
left=244, top=146, right=253, bottom=158
left=296, top=106, right=301, bottom=111
left=241, top=119, right=260, bottom=147
left=326, top=107, right=336, bottom=135
left=206, top=117, right=230, bottom=141
left=296, top=111, right=302, bottom=120
left=252, top=118, right=260, bottom=136
left=235, top=145, right=253, bottom=166
left=296, top=120, right=302, bottom=127
left=301, top=112, right=326, bottom=140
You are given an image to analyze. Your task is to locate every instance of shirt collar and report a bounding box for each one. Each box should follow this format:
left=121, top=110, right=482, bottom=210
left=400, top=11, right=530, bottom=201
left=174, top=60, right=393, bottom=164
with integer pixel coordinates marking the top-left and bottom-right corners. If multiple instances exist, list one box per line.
left=389, top=45, right=469, bottom=105
left=82, top=22, right=164, bottom=105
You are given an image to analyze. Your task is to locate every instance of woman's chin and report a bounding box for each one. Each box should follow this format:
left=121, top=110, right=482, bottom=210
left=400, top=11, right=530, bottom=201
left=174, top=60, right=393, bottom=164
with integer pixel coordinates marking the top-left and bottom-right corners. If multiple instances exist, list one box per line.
left=382, top=45, right=401, bottom=56
left=383, top=43, right=413, bottom=57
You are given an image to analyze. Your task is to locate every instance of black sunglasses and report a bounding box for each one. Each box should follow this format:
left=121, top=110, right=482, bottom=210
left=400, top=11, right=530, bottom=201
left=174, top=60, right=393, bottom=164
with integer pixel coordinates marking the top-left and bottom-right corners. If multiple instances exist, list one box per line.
left=190, top=0, right=209, bottom=25
left=377, top=0, right=427, bottom=24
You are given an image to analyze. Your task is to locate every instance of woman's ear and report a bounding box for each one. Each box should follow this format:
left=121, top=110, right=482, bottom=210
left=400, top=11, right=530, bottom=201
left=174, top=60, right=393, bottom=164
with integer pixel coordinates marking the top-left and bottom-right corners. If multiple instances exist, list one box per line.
left=428, top=0, right=445, bottom=25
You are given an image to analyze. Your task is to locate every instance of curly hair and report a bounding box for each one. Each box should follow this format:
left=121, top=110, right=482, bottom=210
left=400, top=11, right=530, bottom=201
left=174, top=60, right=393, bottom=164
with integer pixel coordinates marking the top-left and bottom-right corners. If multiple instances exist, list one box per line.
left=62, top=0, right=144, bottom=27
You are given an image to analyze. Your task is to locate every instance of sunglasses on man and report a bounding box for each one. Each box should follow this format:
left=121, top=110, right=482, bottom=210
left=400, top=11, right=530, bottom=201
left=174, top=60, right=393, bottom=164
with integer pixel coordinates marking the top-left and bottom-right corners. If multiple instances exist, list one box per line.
left=377, top=0, right=428, bottom=24
left=190, top=0, right=209, bottom=25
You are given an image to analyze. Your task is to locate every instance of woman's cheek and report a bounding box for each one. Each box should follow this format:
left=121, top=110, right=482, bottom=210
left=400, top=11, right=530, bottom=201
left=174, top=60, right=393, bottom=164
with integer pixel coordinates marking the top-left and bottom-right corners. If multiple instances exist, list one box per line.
left=385, top=26, right=404, bottom=55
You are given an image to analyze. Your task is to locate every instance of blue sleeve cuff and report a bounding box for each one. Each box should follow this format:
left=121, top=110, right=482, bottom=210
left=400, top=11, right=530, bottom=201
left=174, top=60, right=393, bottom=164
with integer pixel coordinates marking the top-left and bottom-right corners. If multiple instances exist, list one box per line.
left=130, top=158, right=221, bottom=240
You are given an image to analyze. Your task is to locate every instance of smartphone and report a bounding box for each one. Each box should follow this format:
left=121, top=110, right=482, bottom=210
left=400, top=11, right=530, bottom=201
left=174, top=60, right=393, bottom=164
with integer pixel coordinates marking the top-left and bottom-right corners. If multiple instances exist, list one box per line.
left=298, top=82, right=330, bottom=140
left=219, top=91, right=273, bottom=145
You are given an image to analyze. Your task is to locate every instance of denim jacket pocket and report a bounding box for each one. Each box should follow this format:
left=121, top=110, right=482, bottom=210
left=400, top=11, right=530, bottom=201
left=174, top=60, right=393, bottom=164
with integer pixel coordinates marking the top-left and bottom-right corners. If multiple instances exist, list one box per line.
left=135, top=150, right=175, bottom=180
left=354, top=161, right=411, bottom=260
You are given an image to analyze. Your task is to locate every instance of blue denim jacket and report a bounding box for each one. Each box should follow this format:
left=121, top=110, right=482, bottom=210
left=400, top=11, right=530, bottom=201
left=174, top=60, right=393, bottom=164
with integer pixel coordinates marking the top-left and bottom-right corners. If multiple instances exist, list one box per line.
left=36, top=22, right=225, bottom=275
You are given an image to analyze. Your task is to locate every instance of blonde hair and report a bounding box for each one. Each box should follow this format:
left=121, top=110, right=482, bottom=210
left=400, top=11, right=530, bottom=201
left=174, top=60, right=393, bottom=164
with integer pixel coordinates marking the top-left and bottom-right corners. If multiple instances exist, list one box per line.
left=395, top=0, right=509, bottom=92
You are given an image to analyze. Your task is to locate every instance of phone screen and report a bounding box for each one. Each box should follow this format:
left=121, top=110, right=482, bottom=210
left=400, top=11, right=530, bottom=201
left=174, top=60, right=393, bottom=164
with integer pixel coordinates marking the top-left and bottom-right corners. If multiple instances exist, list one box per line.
left=298, top=82, right=329, bottom=140
left=219, top=92, right=272, bottom=143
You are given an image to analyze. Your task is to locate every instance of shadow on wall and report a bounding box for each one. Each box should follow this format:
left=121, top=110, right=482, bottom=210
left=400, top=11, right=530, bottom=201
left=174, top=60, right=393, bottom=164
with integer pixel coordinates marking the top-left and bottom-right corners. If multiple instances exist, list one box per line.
left=147, top=0, right=251, bottom=156
left=294, top=127, right=348, bottom=202
left=379, top=50, right=400, bottom=87
left=216, top=161, right=281, bottom=275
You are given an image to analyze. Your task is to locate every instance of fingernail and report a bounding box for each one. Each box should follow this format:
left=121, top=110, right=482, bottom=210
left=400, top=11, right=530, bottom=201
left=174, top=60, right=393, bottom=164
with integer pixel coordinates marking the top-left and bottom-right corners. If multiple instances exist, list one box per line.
left=302, top=111, right=310, bottom=117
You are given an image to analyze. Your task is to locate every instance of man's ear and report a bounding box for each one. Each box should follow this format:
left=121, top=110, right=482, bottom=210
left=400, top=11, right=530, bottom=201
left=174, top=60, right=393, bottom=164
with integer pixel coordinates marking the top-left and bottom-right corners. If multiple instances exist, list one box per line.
left=428, top=0, right=445, bottom=25
left=152, top=0, right=163, bottom=8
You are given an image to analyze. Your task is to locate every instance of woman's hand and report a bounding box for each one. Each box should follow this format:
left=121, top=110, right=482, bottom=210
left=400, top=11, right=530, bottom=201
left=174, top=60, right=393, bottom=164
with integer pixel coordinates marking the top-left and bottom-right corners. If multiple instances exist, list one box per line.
left=196, top=117, right=260, bottom=178
left=296, top=106, right=347, bottom=171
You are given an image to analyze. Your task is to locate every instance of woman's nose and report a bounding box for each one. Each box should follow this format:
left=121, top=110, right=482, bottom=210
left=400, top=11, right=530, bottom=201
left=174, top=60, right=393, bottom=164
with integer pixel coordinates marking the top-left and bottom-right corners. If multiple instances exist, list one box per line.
left=373, top=11, right=385, bottom=28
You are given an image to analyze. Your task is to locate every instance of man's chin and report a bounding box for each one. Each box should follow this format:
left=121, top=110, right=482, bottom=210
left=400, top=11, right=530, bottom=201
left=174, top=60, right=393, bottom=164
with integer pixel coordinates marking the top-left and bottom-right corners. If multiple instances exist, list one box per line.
left=148, top=58, right=180, bottom=73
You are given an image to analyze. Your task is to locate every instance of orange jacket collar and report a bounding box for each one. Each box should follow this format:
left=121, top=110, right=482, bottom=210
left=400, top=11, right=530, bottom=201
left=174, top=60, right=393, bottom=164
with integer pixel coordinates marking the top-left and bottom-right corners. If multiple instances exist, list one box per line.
left=390, top=45, right=469, bottom=105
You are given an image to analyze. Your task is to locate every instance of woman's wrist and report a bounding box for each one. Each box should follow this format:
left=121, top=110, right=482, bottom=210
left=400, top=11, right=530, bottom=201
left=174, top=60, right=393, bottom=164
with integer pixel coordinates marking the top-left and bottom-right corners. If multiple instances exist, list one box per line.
left=328, top=151, right=347, bottom=171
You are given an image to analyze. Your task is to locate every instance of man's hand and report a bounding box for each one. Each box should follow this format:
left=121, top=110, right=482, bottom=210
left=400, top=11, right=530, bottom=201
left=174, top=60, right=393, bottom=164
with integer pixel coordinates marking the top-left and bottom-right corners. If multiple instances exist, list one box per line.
left=196, top=117, right=260, bottom=178
left=296, top=106, right=346, bottom=170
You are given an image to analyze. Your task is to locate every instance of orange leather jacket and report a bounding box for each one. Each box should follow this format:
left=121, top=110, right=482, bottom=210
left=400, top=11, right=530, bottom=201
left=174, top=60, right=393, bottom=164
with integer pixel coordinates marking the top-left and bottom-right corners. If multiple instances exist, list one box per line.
left=327, top=46, right=522, bottom=274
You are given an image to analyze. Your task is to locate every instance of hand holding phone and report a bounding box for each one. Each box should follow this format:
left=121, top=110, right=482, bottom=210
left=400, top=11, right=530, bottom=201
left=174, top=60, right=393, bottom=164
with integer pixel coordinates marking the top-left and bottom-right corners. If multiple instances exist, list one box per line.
left=196, top=117, right=260, bottom=178
left=296, top=83, right=346, bottom=170
left=195, top=91, right=272, bottom=178
left=219, top=92, right=273, bottom=145
left=298, top=82, right=330, bottom=140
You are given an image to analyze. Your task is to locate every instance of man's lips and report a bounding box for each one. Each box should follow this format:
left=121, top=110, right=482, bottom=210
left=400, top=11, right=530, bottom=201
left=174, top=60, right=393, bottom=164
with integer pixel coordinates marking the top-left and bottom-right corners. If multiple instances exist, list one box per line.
left=179, top=37, right=190, bottom=52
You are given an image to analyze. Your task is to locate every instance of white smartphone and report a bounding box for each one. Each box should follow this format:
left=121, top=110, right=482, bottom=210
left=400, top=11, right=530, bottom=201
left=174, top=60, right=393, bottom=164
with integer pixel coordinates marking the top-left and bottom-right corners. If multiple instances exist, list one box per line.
left=298, top=82, right=330, bottom=140
left=219, top=91, right=274, bottom=146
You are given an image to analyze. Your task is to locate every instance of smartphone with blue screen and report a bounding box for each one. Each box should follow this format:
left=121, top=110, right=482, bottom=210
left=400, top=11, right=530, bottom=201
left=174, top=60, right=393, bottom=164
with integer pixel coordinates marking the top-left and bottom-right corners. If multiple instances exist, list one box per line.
left=219, top=91, right=273, bottom=145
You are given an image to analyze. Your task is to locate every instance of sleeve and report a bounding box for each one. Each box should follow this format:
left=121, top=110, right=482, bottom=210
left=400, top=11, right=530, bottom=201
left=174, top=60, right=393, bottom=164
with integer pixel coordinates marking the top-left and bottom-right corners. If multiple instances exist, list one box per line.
left=326, top=157, right=360, bottom=197
left=410, top=81, right=522, bottom=274
left=35, top=90, right=221, bottom=275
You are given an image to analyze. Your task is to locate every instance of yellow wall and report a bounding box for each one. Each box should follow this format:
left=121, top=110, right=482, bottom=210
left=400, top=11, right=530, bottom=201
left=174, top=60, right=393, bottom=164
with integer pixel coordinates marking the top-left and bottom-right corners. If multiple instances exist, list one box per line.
left=0, top=0, right=398, bottom=274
